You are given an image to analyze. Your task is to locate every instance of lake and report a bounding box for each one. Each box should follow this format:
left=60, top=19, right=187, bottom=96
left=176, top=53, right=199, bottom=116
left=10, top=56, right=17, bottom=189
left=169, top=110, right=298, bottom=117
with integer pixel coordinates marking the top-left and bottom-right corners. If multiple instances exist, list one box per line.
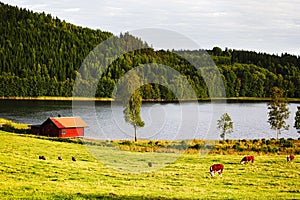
left=0, top=99, right=299, bottom=140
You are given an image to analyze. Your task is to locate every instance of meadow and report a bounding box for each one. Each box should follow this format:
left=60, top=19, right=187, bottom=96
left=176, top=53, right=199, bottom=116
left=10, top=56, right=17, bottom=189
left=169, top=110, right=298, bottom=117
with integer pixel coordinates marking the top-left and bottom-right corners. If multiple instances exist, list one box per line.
left=0, top=130, right=299, bottom=199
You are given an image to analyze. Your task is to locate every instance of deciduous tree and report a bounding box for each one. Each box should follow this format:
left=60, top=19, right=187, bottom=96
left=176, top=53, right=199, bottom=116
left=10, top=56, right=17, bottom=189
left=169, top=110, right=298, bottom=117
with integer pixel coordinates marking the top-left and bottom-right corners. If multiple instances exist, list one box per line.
left=122, top=72, right=144, bottom=142
left=217, top=113, right=233, bottom=140
left=267, top=87, right=290, bottom=140
left=294, top=106, right=300, bottom=134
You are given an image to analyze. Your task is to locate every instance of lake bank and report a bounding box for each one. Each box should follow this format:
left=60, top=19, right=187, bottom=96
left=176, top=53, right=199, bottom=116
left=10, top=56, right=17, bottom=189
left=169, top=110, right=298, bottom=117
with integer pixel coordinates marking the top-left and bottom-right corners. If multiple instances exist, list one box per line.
left=1, top=125, right=299, bottom=155
left=1, top=96, right=300, bottom=103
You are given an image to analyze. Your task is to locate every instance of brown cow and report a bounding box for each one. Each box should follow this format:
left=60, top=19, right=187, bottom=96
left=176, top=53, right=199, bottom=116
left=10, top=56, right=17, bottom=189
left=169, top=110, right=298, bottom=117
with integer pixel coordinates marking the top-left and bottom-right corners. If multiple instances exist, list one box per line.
left=240, top=156, right=254, bottom=164
left=287, top=154, right=294, bottom=162
left=39, top=155, right=46, bottom=160
left=72, top=156, right=76, bottom=162
left=210, top=164, right=224, bottom=177
left=58, top=156, right=62, bottom=160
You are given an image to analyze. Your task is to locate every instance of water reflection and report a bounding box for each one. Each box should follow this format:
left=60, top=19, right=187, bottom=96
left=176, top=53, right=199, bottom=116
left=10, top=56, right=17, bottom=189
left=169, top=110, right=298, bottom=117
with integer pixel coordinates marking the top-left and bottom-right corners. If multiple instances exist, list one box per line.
left=0, top=100, right=298, bottom=139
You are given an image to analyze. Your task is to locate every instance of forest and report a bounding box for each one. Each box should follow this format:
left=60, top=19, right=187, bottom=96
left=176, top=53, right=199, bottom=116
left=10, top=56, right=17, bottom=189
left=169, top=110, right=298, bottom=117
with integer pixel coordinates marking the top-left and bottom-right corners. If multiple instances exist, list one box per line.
left=1, top=2, right=300, bottom=99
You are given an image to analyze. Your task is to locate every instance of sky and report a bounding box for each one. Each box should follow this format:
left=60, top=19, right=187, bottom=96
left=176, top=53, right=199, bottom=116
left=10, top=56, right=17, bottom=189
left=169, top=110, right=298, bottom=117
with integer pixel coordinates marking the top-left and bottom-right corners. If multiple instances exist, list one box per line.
left=3, top=0, right=300, bottom=55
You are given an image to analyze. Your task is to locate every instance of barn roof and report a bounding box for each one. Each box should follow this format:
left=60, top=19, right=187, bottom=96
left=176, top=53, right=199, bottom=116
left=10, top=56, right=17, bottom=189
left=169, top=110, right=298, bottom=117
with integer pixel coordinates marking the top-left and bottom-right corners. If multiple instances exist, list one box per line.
left=48, top=117, right=88, bottom=128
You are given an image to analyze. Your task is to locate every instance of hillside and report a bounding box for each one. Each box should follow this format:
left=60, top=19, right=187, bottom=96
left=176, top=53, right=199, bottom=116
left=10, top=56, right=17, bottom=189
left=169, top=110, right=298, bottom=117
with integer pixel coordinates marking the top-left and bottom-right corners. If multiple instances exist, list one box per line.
left=0, top=2, right=300, bottom=99
left=0, top=2, right=112, bottom=97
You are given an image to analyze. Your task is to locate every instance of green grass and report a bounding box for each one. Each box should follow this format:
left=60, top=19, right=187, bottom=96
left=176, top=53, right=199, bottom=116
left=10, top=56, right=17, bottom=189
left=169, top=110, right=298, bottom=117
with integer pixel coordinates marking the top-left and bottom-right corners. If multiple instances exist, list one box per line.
left=0, top=118, right=29, bottom=129
left=0, top=131, right=299, bottom=199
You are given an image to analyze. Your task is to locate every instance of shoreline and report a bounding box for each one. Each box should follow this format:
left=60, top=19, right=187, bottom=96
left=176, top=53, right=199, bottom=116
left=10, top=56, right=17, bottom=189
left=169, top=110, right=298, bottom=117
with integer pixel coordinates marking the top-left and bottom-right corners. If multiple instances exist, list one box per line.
left=1, top=96, right=300, bottom=103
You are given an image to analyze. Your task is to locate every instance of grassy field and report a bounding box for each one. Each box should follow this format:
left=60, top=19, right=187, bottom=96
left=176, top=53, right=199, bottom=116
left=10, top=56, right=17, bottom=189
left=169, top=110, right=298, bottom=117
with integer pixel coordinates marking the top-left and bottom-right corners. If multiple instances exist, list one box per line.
left=0, top=131, right=299, bottom=199
left=0, top=118, right=29, bottom=130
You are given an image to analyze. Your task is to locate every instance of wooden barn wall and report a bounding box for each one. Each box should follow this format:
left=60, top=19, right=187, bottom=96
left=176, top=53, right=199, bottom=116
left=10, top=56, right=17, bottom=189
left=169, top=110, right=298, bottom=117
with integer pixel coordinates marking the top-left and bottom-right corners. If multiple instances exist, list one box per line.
left=59, top=128, right=84, bottom=138
left=42, top=122, right=59, bottom=137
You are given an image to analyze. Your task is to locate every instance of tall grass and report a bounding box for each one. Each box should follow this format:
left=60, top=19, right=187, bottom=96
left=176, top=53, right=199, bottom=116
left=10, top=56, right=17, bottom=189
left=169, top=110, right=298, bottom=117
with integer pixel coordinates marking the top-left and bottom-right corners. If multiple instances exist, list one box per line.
left=24, top=136, right=300, bottom=155
left=0, top=118, right=29, bottom=134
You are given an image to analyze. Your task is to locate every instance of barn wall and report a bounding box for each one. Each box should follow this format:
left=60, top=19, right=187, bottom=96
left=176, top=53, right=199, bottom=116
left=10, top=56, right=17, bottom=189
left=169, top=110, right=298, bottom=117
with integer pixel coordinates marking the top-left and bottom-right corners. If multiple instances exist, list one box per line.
left=59, top=128, right=84, bottom=138
left=41, top=122, right=59, bottom=137
left=30, top=126, right=40, bottom=135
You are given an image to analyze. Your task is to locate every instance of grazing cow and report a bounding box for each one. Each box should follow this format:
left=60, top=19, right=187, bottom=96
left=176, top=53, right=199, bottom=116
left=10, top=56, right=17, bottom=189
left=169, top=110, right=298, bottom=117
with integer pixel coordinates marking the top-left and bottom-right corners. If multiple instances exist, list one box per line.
left=287, top=154, right=294, bottom=162
left=210, top=164, right=224, bottom=177
left=240, top=156, right=254, bottom=164
left=72, top=156, right=76, bottom=162
left=39, top=155, right=46, bottom=160
left=58, top=156, right=62, bottom=160
left=148, top=162, right=152, bottom=167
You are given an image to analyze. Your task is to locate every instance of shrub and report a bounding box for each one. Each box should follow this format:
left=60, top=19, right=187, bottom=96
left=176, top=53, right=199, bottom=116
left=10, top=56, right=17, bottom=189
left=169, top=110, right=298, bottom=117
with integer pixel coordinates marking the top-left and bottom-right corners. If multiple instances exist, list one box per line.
left=104, top=142, right=115, bottom=147
left=232, top=143, right=240, bottom=149
left=283, top=141, right=293, bottom=148
left=222, top=145, right=230, bottom=151
left=251, top=146, right=258, bottom=152
left=2, top=124, right=14, bottom=132
left=279, top=138, right=286, bottom=144
left=2, top=124, right=29, bottom=134
left=190, top=143, right=202, bottom=150
left=267, top=145, right=272, bottom=152
left=271, top=147, right=278, bottom=153
left=237, top=147, right=245, bottom=152
left=252, top=139, right=258, bottom=144
left=120, top=140, right=132, bottom=146
left=278, top=147, right=284, bottom=152
left=261, top=146, right=268, bottom=152
left=180, top=140, right=188, bottom=145
left=167, top=141, right=189, bottom=150
left=203, top=145, right=214, bottom=151
left=154, top=141, right=165, bottom=147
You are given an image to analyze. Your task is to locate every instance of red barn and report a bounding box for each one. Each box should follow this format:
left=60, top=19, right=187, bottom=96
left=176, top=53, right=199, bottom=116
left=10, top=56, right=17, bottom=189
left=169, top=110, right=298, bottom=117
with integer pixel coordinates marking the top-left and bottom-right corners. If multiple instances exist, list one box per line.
left=31, top=117, right=88, bottom=138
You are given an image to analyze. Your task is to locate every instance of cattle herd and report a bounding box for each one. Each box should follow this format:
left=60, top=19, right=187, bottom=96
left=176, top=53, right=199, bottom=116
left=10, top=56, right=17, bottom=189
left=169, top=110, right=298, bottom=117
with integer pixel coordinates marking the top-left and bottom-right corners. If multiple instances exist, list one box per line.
left=38, top=153, right=295, bottom=176
left=38, top=155, right=76, bottom=161
left=38, top=155, right=46, bottom=160
left=210, top=154, right=295, bottom=177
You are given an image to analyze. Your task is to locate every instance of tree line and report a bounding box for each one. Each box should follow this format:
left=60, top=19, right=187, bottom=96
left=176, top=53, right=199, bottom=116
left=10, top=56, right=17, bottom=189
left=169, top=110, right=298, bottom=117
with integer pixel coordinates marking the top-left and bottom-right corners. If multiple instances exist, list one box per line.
left=1, top=2, right=300, bottom=99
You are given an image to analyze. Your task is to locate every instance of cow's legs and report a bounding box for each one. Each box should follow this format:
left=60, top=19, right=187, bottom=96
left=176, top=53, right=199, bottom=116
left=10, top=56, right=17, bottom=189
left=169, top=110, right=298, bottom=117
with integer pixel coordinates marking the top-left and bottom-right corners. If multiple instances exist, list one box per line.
left=218, top=170, right=222, bottom=177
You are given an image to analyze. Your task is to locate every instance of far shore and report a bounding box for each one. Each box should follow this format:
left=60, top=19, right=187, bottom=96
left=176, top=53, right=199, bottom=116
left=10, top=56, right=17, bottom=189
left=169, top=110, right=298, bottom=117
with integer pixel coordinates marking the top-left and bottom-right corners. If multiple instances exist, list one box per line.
left=1, top=96, right=300, bottom=103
